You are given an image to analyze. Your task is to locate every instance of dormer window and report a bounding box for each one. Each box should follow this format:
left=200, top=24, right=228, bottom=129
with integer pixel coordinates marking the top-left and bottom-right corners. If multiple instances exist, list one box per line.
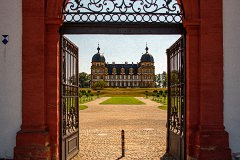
left=121, top=67, right=125, bottom=73
left=113, top=67, right=116, bottom=73
left=130, top=68, right=133, bottom=73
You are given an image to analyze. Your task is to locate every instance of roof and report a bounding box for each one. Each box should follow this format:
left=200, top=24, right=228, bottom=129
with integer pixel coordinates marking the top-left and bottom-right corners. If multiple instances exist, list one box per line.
left=107, top=63, right=139, bottom=75
left=140, top=44, right=154, bottom=63
left=92, top=44, right=106, bottom=62
left=92, top=53, right=105, bottom=62
left=140, top=53, right=154, bottom=63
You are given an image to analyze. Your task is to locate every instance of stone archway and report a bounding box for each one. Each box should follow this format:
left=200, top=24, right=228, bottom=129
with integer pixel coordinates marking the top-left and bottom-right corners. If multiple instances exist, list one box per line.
left=14, top=0, right=231, bottom=159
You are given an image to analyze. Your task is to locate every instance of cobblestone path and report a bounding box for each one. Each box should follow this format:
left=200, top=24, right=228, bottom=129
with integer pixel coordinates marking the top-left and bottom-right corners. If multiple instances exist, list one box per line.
left=72, top=97, right=167, bottom=160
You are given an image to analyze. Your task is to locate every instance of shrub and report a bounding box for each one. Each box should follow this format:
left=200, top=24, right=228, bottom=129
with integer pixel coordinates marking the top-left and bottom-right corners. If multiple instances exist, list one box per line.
left=92, top=80, right=107, bottom=90
left=96, top=90, right=101, bottom=98
left=159, top=90, right=163, bottom=96
left=145, top=91, right=149, bottom=98
left=164, top=90, right=168, bottom=95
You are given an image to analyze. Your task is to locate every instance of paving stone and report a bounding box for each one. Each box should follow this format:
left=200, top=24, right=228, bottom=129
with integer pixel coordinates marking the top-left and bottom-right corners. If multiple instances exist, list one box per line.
left=72, top=97, right=167, bottom=160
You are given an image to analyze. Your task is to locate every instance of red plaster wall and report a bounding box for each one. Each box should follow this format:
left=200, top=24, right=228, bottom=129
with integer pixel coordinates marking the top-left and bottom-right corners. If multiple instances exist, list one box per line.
left=15, top=0, right=231, bottom=159
left=183, top=0, right=231, bottom=159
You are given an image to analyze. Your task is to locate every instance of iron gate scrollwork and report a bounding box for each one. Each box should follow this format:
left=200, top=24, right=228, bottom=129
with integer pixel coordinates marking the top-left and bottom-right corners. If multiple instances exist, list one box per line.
left=167, top=36, right=186, bottom=160
left=62, top=0, right=184, bottom=24
left=61, top=36, right=79, bottom=160
left=61, top=1, right=186, bottom=160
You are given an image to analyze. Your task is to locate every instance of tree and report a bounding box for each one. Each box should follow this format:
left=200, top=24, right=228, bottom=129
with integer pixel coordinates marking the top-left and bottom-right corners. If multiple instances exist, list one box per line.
left=79, top=72, right=91, bottom=88
left=155, top=74, right=161, bottom=87
left=161, top=71, right=167, bottom=88
left=92, top=80, right=107, bottom=90
left=155, top=71, right=168, bottom=88
left=69, top=72, right=90, bottom=88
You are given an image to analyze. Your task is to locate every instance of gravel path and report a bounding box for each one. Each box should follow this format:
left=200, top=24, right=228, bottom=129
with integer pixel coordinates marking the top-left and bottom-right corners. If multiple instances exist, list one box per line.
left=73, top=97, right=167, bottom=160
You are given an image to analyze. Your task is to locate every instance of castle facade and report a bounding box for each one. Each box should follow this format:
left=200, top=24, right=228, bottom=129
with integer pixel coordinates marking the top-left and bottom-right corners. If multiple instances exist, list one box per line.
left=91, top=45, right=155, bottom=88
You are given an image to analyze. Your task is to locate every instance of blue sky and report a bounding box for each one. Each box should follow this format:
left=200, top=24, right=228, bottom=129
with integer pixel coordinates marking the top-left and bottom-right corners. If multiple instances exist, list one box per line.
left=65, top=35, right=181, bottom=74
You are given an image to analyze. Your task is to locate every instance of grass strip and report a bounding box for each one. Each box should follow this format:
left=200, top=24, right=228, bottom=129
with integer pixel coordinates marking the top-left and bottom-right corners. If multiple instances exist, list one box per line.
left=100, top=97, right=145, bottom=105
left=158, top=105, right=167, bottom=110
left=79, top=105, right=88, bottom=110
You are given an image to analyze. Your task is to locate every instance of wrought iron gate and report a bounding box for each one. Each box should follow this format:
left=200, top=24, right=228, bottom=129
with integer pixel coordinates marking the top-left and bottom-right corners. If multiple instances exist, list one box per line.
left=61, top=1, right=186, bottom=159
left=61, top=36, right=79, bottom=160
left=167, top=36, right=186, bottom=160
left=61, top=0, right=185, bottom=34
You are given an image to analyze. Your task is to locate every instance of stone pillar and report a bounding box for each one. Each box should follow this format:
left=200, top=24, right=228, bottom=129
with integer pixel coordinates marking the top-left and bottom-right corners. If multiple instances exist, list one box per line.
left=184, top=0, right=231, bottom=159
left=45, top=18, right=62, bottom=160
left=14, top=1, right=51, bottom=159
left=196, top=1, right=231, bottom=159
left=184, top=19, right=201, bottom=159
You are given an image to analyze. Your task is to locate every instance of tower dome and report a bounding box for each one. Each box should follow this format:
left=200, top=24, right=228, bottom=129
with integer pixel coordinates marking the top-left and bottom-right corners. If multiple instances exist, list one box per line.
left=140, top=44, right=154, bottom=63
left=92, top=44, right=105, bottom=62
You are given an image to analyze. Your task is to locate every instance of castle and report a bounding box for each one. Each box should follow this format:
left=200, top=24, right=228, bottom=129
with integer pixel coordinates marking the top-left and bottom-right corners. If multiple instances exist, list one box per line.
left=91, top=45, right=155, bottom=88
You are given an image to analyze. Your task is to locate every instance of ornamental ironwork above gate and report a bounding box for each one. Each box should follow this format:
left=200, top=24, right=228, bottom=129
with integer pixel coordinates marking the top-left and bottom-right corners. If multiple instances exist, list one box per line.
left=62, top=0, right=184, bottom=24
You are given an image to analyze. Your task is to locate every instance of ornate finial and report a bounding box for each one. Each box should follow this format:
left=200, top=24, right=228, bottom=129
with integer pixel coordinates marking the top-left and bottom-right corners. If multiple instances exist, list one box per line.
left=145, top=42, right=149, bottom=53
left=97, top=43, right=100, bottom=53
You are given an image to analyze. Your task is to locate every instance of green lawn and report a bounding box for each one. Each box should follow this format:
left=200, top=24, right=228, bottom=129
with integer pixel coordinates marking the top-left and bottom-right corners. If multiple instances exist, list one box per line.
left=158, top=105, right=167, bottom=110
left=79, top=105, right=88, bottom=110
left=100, top=97, right=145, bottom=105
left=79, top=95, right=97, bottom=104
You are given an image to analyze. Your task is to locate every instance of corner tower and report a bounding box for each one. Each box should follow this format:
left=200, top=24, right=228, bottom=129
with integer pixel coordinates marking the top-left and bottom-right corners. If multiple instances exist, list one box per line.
left=139, top=44, right=155, bottom=87
left=91, top=44, right=107, bottom=87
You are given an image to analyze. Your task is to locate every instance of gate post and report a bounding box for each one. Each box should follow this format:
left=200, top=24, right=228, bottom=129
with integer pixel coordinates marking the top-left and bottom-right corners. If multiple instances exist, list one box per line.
left=14, top=0, right=63, bottom=159
left=14, top=1, right=51, bottom=159
left=183, top=0, right=232, bottom=159
left=184, top=19, right=201, bottom=159
left=45, top=18, right=62, bottom=160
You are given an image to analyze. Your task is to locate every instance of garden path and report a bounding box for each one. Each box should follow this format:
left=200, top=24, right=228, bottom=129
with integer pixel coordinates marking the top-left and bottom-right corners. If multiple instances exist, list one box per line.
left=73, top=97, right=167, bottom=160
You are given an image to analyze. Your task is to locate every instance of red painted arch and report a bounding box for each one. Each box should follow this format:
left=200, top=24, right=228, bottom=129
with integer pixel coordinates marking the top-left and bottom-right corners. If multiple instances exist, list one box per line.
left=14, top=0, right=231, bottom=159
